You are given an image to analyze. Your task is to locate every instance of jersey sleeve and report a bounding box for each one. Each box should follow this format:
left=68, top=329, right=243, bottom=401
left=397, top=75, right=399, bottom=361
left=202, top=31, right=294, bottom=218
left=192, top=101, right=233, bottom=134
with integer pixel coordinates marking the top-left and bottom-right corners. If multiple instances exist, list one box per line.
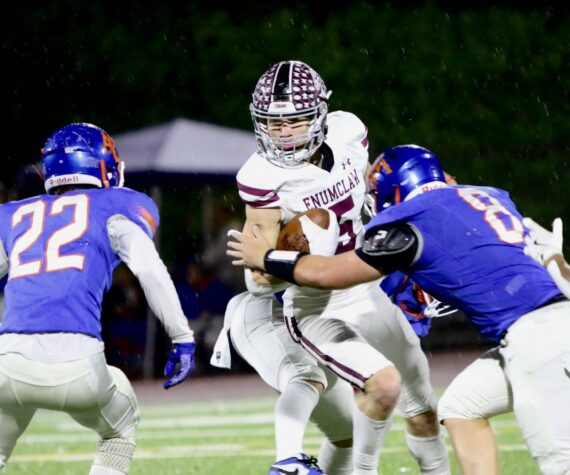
left=326, top=111, right=369, bottom=172
left=379, top=271, right=408, bottom=298
left=118, top=190, right=160, bottom=239
left=236, top=153, right=283, bottom=209
left=327, top=111, right=368, bottom=150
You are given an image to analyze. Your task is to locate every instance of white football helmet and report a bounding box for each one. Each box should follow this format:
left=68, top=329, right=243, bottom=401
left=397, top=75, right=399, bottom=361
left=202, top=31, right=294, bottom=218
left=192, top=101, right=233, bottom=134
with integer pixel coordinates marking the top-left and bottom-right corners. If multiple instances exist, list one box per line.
left=250, top=60, right=330, bottom=168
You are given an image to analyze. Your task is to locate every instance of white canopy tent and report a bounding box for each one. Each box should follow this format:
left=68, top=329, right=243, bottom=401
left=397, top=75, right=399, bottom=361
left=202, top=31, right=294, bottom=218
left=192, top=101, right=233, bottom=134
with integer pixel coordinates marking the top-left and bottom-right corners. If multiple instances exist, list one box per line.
left=115, top=118, right=257, bottom=378
left=115, top=117, right=257, bottom=176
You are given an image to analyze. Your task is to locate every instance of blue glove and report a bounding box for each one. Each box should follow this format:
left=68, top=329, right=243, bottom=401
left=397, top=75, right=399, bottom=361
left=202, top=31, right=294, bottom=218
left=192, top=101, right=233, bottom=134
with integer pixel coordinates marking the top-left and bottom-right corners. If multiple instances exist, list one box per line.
left=163, top=342, right=195, bottom=390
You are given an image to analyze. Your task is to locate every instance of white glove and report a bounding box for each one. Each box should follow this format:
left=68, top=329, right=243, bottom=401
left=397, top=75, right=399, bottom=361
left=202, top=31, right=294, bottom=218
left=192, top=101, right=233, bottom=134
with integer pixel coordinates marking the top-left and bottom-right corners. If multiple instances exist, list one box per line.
left=299, top=210, right=340, bottom=256
left=423, top=296, right=457, bottom=318
left=523, top=217, right=570, bottom=299
left=522, top=217, right=563, bottom=266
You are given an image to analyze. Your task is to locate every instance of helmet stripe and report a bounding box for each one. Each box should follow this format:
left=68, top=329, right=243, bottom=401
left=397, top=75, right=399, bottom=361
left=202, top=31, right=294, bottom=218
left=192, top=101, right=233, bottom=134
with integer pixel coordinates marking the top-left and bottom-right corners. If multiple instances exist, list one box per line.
left=273, top=61, right=292, bottom=98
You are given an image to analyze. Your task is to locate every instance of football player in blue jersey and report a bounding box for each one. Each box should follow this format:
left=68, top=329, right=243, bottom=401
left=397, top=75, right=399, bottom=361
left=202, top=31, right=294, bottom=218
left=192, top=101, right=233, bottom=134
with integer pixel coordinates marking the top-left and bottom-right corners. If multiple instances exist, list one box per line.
left=228, top=144, right=570, bottom=475
left=376, top=171, right=459, bottom=339
left=0, top=123, right=196, bottom=474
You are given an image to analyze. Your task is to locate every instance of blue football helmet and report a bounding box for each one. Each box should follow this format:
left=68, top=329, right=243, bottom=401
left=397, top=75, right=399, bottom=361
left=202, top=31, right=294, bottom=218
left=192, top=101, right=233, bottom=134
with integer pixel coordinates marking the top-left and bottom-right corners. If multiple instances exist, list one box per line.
left=364, top=144, right=445, bottom=216
left=41, top=123, right=125, bottom=193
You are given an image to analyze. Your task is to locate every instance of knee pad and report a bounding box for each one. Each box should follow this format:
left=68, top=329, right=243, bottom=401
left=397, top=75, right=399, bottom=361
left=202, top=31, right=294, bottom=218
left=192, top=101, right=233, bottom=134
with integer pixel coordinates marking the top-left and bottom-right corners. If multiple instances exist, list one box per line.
left=93, top=437, right=136, bottom=473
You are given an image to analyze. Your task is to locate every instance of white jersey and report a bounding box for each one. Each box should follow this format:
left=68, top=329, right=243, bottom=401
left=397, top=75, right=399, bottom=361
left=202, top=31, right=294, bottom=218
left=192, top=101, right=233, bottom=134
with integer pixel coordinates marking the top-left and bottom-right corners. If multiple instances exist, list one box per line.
left=237, top=110, right=378, bottom=318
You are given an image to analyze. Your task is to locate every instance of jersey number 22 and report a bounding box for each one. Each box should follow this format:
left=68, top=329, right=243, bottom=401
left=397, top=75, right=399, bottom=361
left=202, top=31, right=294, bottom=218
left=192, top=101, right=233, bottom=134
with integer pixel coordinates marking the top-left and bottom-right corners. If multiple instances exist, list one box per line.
left=10, top=194, right=89, bottom=279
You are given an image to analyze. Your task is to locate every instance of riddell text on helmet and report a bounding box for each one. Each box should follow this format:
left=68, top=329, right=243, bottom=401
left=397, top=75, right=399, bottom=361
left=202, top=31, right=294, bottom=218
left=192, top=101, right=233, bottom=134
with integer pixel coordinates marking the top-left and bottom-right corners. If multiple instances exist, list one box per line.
left=47, top=175, right=81, bottom=186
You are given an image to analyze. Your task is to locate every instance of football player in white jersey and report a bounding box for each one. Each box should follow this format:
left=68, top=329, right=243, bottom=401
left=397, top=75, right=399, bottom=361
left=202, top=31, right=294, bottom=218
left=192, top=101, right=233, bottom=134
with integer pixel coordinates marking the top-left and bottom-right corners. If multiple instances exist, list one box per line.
left=227, top=60, right=449, bottom=475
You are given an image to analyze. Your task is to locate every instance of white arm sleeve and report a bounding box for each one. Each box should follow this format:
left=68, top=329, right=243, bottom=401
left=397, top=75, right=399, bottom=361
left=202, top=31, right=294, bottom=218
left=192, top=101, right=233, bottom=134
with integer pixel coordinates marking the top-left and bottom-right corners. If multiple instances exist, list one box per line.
left=244, top=268, right=291, bottom=296
left=0, top=240, right=7, bottom=279
left=107, top=215, right=194, bottom=344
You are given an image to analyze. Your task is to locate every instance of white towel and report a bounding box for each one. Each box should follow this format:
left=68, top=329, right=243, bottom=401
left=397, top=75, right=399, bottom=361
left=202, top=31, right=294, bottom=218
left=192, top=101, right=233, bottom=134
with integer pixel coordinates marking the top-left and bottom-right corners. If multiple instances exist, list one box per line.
left=210, top=292, right=250, bottom=369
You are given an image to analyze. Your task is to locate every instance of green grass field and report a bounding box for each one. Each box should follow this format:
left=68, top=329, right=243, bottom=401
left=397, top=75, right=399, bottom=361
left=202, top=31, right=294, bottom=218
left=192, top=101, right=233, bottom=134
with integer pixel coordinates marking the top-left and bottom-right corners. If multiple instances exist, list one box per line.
left=3, top=394, right=539, bottom=474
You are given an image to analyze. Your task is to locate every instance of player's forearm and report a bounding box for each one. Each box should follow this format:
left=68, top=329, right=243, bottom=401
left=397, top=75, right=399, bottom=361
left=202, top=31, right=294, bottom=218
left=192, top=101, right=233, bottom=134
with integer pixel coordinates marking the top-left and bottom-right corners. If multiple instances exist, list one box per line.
left=131, top=255, right=195, bottom=344
left=546, top=253, right=570, bottom=299
left=548, top=253, right=570, bottom=279
left=263, top=250, right=382, bottom=290
left=296, top=252, right=383, bottom=289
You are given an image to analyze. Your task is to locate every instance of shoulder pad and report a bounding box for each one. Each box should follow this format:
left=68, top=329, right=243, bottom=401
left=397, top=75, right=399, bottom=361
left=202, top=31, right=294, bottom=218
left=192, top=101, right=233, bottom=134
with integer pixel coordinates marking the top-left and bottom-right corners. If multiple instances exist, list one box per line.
left=117, top=189, right=160, bottom=239
left=363, top=223, right=418, bottom=257
left=356, top=223, right=420, bottom=273
left=327, top=111, right=367, bottom=147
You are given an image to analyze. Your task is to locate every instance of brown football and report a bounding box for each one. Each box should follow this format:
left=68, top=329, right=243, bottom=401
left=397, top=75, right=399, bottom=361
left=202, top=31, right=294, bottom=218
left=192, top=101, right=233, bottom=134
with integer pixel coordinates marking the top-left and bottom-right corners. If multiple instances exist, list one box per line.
left=276, top=208, right=331, bottom=252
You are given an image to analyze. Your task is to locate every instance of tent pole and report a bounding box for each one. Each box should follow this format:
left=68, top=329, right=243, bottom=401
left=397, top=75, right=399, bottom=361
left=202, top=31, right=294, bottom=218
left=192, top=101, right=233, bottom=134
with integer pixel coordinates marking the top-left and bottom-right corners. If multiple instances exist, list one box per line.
left=202, top=185, right=213, bottom=243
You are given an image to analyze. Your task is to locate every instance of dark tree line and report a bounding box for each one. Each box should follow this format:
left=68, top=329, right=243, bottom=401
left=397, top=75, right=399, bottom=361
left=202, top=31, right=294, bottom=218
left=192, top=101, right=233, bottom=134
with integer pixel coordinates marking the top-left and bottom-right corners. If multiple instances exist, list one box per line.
left=4, top=2, right=569, bottom=223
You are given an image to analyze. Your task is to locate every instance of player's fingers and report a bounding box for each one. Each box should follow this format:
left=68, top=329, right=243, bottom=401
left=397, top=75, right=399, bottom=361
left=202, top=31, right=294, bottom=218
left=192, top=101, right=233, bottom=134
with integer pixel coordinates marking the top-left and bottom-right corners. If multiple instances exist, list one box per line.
left=299, top=215, right=319, bottom=233
left=552, top=217, right=563, bottom=238
left=522, top=217, right=540, bottom=232
left=227, top=229, right=243, bottom=241
left=227, top=240, right=243, bottom=252
left=163, top=360, right=175, bottom=377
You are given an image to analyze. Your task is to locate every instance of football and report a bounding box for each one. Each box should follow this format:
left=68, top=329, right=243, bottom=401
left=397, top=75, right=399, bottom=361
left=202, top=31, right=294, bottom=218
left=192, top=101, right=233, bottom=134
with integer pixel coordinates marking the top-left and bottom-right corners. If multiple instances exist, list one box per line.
left=276, top=208, right=331, bottom=253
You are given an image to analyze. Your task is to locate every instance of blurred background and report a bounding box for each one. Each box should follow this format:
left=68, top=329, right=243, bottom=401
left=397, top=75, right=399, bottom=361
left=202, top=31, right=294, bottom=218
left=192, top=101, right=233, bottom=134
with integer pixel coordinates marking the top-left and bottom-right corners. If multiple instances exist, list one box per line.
left=3, top=1, right=569, bottom=378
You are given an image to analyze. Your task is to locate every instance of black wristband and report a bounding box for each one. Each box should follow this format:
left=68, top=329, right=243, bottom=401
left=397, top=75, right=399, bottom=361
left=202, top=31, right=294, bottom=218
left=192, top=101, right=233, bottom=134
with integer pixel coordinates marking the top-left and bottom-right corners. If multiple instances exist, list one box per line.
left=264, top=250, right=308, bottom=285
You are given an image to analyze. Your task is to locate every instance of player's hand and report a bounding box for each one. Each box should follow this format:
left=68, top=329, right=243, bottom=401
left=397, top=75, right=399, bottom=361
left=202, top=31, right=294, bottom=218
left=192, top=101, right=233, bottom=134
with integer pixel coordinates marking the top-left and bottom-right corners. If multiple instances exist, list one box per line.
left=522, top=217, right=563, bottom=266
left=227, top=226, right=271, bottom=270
left=299, top=210, right=340, bottom=256
left=163, top=342, right=195, bottom=390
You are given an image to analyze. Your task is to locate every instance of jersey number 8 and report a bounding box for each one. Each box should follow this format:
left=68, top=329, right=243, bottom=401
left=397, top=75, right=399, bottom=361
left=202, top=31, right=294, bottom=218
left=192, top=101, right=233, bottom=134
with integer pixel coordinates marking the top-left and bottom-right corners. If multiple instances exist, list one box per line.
left=457, top=188, right=524, bottom=244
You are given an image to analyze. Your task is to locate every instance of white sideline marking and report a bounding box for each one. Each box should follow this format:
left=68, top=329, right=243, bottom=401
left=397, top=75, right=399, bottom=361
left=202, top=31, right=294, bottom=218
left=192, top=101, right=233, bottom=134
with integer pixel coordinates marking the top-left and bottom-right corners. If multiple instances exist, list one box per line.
left=55, top=413, right=522, bottom=432
left=20, top=427, right=277, bottom=444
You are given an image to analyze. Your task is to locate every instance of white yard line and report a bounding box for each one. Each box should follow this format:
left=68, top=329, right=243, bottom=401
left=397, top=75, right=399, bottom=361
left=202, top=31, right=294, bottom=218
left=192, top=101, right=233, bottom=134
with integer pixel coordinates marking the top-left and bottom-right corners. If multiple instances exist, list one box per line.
left=11, top=443, right=530, bottom=464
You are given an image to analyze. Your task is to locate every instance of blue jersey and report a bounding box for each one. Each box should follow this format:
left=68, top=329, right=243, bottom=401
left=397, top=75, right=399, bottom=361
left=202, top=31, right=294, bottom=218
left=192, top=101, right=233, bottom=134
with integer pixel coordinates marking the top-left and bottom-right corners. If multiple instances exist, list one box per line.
left=380, top=272, right=432, bottom=338
left=0, top=187, right=159, bottom=340
left=366, top=185, right=561, bottom=342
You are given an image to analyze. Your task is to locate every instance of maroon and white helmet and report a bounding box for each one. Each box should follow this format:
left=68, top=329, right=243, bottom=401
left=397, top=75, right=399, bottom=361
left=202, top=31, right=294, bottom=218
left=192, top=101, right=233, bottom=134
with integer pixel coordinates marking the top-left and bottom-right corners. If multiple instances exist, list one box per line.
left=250, top=60, right=331, bottom=167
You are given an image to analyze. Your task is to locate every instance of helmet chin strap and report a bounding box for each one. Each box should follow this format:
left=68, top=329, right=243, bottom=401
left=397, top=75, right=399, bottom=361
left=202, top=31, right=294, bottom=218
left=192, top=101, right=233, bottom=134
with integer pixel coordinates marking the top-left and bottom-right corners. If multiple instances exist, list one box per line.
left=99, top=160, right=110, bottom=188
